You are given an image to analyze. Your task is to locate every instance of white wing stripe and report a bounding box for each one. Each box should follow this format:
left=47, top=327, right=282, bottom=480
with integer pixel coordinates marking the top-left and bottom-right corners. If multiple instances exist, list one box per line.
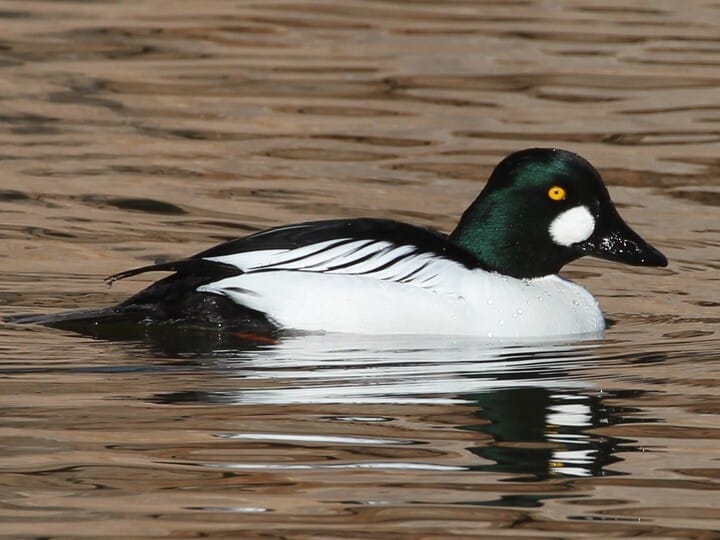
left=366, top=254, right=445, bottom=284
left=353, top=248, right=420, bottom=276
left=331, top=245, right=415, bottom=275
left=205, top=239, right=356, bottom=271
left=203, top=237, right=461, bottom=291
left=249, top=240, right=352, bottom=270
left=282, top=240, right=386, bottom=271
left=206, top=239, right=400, bottom=273
left=322, top=241, right=393, bottom=271
left=206, top=249, right=290, bottom=270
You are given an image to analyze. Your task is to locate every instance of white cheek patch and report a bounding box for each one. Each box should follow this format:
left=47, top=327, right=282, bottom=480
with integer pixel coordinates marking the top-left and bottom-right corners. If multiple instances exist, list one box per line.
left=549, top=206, right=595, bottom=247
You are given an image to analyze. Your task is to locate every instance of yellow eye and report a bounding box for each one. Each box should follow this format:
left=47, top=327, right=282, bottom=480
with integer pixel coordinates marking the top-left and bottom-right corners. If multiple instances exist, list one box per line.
left=548, top=185, right=566, bottom=201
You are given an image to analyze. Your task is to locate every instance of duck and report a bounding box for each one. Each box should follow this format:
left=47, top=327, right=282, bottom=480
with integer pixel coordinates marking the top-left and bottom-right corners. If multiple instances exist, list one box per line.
left=8, top=148, right=667, bottom=339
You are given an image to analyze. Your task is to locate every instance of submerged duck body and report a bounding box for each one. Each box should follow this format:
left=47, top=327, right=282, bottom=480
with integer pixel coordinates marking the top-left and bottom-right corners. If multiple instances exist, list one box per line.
left=11, top=148, right=667, bottom=338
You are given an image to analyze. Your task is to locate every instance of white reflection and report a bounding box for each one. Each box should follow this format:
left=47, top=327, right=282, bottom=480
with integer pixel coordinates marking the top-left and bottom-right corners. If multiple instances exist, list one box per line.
left=199, top=333, right=602, bottom=405
left=220, top=432, right=410, bottom=445
left=209, top=462, right=467, bottom=471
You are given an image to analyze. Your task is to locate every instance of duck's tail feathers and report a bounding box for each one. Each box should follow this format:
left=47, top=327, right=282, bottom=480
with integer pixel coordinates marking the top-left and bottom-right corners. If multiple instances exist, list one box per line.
left=4, top=306, right=145, bottom=327
left=104, top=258, right=239, bottom=285
left=5, top=271, right=276, bottom=334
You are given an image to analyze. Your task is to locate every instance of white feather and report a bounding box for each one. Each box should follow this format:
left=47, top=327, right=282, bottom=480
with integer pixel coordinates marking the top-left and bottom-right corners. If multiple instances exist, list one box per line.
left=205, top=239, right=402, bottom=272
left=284, top=240, right=386, bottom=271
left=207, top=249, right=289, bottom=271
left=196, top=266, right=604, bottom=338
left=343, top=245, right=416, bottom=273
left=549, top=206, right=595, bottom=247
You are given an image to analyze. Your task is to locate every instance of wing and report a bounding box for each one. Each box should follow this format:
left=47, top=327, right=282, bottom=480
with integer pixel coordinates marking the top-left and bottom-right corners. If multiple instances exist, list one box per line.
left=106, top=218, right=484, bottom=287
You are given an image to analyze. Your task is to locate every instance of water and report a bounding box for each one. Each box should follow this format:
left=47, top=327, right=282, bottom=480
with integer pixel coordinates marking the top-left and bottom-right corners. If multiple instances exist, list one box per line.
left=1, top=0, right=719, bottom=537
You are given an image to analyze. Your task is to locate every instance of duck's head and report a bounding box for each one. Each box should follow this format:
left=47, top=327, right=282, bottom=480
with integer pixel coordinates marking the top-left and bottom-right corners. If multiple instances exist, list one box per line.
left=450, top=148, right=668, bottom=279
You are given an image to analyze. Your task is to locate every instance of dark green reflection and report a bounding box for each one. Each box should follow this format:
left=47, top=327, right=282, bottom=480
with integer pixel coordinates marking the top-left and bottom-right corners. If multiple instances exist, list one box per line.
left=464, top=387, right=650, bottom=480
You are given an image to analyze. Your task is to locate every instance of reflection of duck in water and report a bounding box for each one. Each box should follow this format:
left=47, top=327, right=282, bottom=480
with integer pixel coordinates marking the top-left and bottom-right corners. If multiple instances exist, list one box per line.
left=7, top=148, right=666, bottom=338
left=148, top=334, right=649, bottom=479
left=468, top=388, right=633, bottom=480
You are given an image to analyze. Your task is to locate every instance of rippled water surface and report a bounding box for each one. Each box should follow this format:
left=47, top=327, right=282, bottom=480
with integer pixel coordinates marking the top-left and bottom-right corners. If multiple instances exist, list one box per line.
left=1, top=1, right=719, bottom=538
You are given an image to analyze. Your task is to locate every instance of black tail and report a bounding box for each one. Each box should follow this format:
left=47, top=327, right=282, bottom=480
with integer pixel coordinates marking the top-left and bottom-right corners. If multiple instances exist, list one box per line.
left=4, top=306, right=140, bottom=326
left=104, top=258, right=239, bottom=285
left=5, top=299, right=278, bottom=353
left=5, top=272, right=275, bottom=333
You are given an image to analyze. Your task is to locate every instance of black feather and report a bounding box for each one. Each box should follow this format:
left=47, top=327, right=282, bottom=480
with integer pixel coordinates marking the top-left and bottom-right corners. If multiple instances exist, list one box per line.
left=194, top=218, right=484, bottom=270
left=105, top=258, right=240, bottom=285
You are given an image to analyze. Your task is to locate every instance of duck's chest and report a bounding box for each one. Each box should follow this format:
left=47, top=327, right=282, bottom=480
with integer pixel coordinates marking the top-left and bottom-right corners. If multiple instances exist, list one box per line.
left=453, top=272, right=605, bottom=338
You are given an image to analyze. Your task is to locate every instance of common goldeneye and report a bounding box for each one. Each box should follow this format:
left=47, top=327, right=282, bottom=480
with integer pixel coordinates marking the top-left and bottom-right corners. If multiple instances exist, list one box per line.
left=9, top=148, right=667, bottom=338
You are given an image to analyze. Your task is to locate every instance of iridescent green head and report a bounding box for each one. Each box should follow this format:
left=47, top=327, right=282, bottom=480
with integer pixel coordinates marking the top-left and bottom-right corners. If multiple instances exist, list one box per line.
left=450, top=148, right=667, bottom=278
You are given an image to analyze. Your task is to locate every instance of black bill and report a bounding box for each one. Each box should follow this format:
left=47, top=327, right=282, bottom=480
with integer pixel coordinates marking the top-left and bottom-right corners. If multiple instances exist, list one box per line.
left=576, top=205, right=668, bottom=267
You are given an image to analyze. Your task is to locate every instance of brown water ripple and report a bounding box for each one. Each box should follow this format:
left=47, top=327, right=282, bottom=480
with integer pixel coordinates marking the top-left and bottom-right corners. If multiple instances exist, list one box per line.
left=0, top=0, right=719, bottom=538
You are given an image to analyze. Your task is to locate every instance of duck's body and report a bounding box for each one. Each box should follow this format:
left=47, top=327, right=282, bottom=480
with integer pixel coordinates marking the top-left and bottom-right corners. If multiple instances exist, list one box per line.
left=7, top=149, right=666, bottom=339
left=184, top=218, right=604, bottom=337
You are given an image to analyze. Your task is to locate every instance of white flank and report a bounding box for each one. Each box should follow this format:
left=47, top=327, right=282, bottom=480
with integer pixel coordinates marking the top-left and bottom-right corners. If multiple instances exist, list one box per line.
left=197, top=270, right=605, bottom=338
left=549, top=206, right=596, bottom=247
